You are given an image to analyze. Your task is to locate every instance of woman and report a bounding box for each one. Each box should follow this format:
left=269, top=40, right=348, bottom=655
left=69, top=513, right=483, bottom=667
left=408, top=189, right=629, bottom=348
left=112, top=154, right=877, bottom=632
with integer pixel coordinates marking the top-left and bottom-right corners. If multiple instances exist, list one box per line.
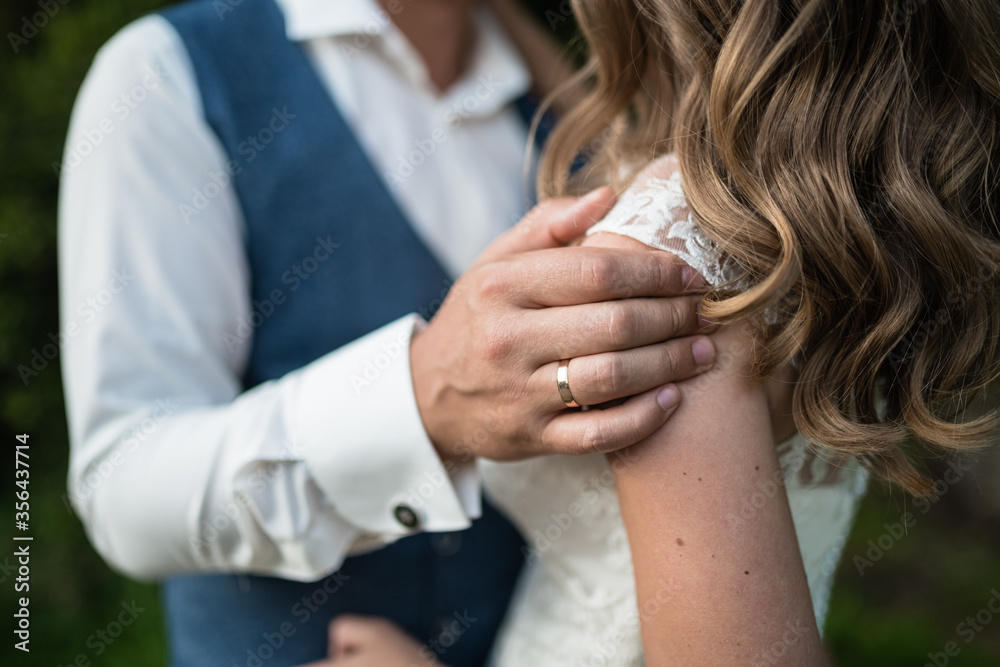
left=305, top=0, right=1000, bottom=664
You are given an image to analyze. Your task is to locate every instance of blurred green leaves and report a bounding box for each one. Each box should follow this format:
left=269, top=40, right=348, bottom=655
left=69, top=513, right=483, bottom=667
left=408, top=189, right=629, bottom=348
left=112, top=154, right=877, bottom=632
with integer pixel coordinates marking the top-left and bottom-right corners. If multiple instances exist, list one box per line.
left=2, top=2, right=171, bottom=665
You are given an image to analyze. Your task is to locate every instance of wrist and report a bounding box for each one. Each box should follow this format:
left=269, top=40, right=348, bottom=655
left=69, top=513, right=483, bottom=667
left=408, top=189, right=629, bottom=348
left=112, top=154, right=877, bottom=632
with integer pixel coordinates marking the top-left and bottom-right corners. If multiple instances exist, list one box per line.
left=409, top=327, right=457, bottom=462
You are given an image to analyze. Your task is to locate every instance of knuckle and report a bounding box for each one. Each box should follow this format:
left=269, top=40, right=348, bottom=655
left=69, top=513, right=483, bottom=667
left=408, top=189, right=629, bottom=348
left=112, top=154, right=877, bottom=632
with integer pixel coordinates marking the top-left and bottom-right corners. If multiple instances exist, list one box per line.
left=634, top=253, right=667, bottom=293
left=475, top=262, right=514, bottom=300
left=481, top=321, right=516, bottom=362
left=539, top=422, right=568, bottom=456
left=620, top=413, right=644, bottom=448
left=659, top=341, right=685, bottom=377
left=645, top=254, right=668, bottom=290
left=664, top=255, right=687, bottom=289
left=663, top=299, right=686, bottom=334
left=512, top=420, right=534, bottom=447
left=595, top=354, right=628, bottom=396
left=582, top=420, right=614, bottom=454
left=584, top=410, right=649, bottom=454
left=579, top=254, right=619, bottom=293
left=606, top=303, right=638, bottom=347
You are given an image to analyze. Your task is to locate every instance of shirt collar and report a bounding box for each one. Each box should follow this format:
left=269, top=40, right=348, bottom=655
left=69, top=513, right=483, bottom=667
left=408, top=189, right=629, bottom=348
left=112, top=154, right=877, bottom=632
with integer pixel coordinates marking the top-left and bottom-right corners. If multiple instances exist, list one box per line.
left=274, top=0, right=389, bottom=40
left=273, top=0, right=531, bottom=115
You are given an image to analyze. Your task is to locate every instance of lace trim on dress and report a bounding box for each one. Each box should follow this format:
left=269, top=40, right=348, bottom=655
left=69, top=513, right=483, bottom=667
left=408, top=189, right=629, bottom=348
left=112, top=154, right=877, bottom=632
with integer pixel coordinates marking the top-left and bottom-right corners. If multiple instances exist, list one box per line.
left=587, top=160, right=742, bottom=289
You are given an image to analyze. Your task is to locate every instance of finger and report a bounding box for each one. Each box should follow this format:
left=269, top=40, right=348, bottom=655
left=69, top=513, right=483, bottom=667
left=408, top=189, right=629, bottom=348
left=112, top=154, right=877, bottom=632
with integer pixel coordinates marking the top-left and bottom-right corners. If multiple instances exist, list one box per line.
left=540, top=383, right=681, bottom=455
left=531, top=335, right=716, bottom=411
left=582, top=230, right=710, bottom=292
left=499, top=246, right=701, bottom=308
left=476, top=187, right=617, bottom=264
left=523, top=296, right=708, bottom=362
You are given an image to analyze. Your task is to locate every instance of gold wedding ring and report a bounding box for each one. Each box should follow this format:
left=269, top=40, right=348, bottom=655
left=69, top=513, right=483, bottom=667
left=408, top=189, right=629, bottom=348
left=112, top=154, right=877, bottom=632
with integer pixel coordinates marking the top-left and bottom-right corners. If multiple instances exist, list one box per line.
left=557, top=359, right=581, bottom=408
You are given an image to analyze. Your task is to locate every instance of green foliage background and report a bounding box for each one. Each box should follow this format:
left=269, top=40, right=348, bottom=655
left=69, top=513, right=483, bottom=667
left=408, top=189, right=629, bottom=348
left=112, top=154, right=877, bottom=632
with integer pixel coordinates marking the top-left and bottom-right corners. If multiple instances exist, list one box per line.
left=1, top=0, right=998, bottom=665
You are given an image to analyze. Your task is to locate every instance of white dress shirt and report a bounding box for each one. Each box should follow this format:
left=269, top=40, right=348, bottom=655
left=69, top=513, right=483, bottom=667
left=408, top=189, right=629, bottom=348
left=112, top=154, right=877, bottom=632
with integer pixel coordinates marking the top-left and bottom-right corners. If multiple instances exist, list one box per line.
left=59, top=0, right=532, bottom=581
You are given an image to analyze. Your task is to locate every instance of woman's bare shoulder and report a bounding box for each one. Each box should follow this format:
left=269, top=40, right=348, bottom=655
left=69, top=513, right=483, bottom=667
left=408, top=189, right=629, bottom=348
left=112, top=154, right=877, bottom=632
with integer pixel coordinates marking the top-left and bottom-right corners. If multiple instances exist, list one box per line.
left=579, top=223, right=798, bottom=441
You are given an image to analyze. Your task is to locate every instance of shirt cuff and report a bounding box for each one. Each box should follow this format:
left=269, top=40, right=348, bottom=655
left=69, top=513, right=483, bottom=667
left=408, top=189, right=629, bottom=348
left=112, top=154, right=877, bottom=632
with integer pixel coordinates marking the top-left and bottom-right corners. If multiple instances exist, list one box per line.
left=290, top=314, right=480, bottom=537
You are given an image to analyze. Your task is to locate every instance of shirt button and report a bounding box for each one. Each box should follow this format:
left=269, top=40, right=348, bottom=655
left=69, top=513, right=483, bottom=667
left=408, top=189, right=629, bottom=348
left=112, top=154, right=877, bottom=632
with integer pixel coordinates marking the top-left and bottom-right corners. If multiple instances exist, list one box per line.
left=393, top=503, right=421, bottom=529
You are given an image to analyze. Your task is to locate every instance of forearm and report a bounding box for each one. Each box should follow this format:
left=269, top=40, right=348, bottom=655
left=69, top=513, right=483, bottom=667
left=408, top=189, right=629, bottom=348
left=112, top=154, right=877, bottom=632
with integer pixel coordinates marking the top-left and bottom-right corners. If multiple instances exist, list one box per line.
left=613, top=324, right=830, bottom=666
left=65, top=313, right=479, bottom=581
left=72, top=385, right=359, bottom=581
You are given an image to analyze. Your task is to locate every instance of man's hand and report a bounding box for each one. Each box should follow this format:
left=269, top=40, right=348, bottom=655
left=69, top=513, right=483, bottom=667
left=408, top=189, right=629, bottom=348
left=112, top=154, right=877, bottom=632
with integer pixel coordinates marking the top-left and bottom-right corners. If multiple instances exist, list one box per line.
left=411, top=188, right=716, bottom=462
left=295, top=615, right=445, bottom=667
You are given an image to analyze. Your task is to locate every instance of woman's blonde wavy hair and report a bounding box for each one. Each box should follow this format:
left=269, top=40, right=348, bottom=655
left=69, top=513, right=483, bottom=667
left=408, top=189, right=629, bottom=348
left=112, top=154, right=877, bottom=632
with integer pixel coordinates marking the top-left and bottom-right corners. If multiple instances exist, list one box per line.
left=538, top=0, right=1000, bottom=495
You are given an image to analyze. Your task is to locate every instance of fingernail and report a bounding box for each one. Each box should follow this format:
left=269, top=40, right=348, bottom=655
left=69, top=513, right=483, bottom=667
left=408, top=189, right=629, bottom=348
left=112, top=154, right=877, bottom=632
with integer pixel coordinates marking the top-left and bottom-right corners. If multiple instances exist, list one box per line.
left=692, top=336, right=716, bottom=367
left=657, top=385, right=680, bottom=411
left=576, top=186, right=613, bottom=211
left=583, top=185, right=610, bottom=201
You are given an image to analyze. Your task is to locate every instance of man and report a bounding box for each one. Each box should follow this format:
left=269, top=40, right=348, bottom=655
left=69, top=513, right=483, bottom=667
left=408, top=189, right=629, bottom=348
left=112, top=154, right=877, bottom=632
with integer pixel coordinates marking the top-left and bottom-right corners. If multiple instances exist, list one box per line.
left=59, top=0, right=715, bottom=664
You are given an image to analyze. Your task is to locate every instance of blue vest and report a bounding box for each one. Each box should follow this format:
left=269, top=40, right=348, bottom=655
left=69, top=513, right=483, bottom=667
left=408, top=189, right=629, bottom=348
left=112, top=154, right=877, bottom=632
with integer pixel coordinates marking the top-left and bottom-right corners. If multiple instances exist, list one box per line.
left=159, top=1, right=530, bottom=664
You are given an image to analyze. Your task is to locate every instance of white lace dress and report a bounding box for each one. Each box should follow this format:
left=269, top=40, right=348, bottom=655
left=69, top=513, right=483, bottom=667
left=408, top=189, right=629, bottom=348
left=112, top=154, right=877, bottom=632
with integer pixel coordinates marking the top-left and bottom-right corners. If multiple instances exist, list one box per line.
left=480, top=153, right=869, bottom=666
